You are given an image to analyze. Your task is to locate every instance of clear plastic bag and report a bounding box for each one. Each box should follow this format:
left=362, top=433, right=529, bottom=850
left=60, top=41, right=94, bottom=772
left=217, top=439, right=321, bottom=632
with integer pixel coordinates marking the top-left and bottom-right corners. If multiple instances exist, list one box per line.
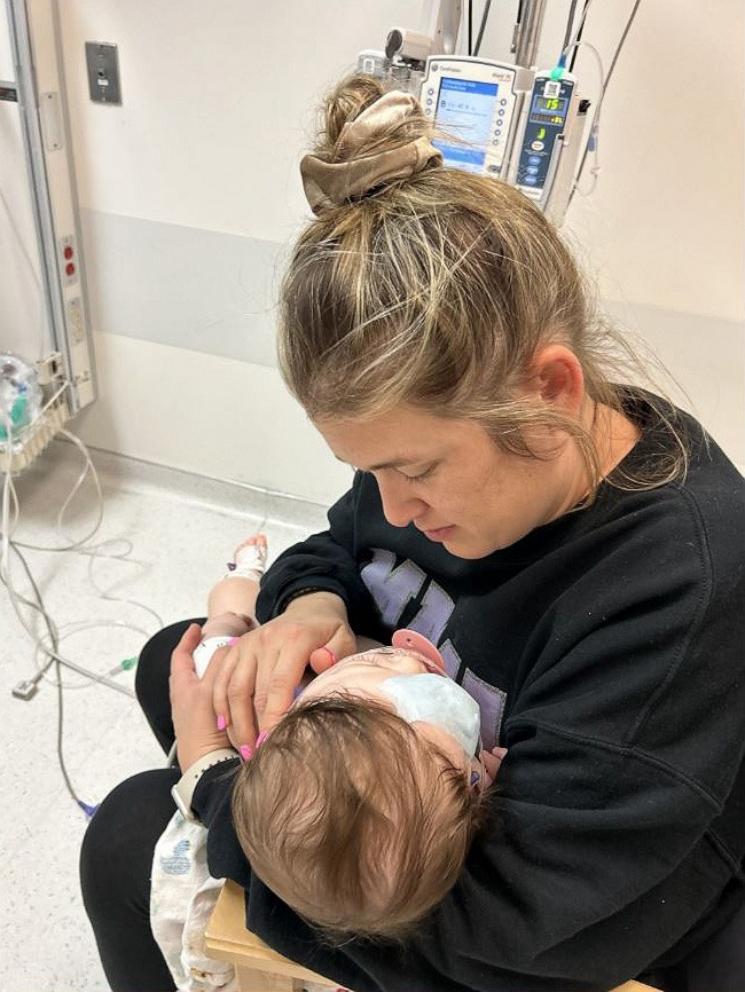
left=0, top=352, right=42, bottom=443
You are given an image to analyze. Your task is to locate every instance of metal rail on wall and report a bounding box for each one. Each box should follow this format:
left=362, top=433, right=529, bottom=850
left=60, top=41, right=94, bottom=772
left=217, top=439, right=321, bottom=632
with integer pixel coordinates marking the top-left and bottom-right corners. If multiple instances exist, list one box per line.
left=2, top=0, right=96, bottom=470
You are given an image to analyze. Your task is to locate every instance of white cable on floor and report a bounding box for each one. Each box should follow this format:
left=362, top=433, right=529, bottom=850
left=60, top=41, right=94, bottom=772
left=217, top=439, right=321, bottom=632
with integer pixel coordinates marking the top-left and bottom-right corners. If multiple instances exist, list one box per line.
left=1, top=425, right=164, bottom=695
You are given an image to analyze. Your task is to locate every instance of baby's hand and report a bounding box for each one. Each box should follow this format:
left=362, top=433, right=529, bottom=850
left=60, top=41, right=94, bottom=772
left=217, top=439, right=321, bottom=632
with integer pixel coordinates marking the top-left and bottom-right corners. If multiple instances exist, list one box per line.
left=481, top=746, right=508, bottom=787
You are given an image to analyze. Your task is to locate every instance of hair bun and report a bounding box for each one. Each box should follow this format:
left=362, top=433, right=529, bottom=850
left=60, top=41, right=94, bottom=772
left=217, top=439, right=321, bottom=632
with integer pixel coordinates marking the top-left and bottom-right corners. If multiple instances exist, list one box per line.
left=322, top=75, right=389, bottom=154
left=301, top=75, right=442, bottom=214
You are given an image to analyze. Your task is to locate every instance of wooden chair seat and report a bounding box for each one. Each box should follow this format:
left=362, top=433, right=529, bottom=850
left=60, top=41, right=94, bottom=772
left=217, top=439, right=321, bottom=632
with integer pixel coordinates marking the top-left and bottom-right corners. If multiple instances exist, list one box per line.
left=205, top=881, right=661, bottom=992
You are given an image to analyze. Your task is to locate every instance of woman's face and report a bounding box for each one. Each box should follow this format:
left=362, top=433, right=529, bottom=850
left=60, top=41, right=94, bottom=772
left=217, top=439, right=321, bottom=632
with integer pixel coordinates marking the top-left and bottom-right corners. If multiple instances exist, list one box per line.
left=316, top=405, right=586, bottom=558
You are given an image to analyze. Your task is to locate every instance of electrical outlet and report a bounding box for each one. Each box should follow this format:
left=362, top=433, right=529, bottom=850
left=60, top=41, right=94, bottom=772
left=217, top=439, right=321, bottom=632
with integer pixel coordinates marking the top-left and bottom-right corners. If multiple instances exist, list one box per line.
left=36, top=352, right=64, bottom=385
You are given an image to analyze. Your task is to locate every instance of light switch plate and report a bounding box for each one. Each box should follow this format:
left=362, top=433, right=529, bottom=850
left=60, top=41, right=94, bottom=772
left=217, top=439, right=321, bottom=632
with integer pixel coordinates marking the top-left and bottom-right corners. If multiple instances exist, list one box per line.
left=85, top=42, right=121, bottom=104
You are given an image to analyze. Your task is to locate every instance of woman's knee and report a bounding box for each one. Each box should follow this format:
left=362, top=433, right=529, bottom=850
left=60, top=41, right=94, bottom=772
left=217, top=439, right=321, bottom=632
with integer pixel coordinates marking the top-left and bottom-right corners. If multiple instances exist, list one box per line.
left=136, top=622, right=179, bottom=709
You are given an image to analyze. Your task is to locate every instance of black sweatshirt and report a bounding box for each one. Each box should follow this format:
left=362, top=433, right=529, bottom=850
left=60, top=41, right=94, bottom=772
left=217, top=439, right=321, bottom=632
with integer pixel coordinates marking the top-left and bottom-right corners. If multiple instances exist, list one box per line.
left=193, top=392, right=745, bottom=992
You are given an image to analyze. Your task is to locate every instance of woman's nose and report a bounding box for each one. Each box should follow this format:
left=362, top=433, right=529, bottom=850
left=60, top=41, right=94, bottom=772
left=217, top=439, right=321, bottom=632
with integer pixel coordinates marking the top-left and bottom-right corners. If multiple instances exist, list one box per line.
left=376, top=475, right=427, bottom=528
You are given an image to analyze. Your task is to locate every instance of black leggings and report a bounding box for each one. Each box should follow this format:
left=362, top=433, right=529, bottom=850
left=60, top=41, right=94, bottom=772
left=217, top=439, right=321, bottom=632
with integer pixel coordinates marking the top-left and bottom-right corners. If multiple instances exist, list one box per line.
left=80, top=618, right=200, bottom=992
left=81, top=618, right=745, bottom=992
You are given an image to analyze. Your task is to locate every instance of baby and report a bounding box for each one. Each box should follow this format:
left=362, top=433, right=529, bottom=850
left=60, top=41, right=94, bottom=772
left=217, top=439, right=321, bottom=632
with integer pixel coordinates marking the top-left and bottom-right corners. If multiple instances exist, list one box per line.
left=233, top=634, right=498, bottom=941
left=153, top=536, right=504, bottom=988
left=197, top=535, right=504, bottom=940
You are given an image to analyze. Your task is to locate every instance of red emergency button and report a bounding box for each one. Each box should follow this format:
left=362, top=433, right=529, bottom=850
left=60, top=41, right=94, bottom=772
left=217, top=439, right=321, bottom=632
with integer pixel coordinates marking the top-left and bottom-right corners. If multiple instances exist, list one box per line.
left=63, top=246, right=74, bottom=260
left=65, top=262, right=75, bottom=276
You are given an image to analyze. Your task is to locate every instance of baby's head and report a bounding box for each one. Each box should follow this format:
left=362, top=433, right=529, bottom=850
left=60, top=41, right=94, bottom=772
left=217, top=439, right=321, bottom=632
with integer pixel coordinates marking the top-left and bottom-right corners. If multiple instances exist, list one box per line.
left=231, top=632, right=494, bottom=942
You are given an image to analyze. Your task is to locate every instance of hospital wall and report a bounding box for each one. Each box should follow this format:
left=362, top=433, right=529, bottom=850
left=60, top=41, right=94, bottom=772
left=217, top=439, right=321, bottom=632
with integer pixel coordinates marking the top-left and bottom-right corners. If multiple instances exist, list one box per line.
left=1, top=1, right=743, bottom=505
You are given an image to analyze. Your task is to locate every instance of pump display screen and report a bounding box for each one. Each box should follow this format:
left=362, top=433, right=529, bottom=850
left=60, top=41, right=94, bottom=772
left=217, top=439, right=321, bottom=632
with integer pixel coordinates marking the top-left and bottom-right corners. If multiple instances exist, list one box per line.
left=529, top=93, right=568, bottom=126
left=433, top=77, right=499, bottom=172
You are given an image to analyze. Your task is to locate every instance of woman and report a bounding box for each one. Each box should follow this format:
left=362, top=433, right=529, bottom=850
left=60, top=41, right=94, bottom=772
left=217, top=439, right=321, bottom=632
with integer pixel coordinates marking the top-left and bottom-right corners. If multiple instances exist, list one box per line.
left=81, top=77, right=745, bottom=992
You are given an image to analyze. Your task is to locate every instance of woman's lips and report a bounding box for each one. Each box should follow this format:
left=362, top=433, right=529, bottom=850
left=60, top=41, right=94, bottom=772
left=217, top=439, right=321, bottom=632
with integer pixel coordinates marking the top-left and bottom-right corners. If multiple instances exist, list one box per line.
left=422, top=525, right=455, bottom=541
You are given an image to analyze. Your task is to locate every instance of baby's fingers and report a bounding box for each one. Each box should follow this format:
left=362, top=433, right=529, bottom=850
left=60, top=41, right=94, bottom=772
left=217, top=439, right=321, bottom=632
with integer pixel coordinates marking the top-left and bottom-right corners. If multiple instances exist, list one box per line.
left=481, top=746, right=508, bottom=783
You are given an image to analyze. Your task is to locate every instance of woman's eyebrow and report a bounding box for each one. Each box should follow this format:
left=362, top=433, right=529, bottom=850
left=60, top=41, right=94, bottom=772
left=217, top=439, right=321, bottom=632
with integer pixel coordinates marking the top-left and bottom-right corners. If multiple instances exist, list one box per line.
left=334, top=454, right=428, bottom=471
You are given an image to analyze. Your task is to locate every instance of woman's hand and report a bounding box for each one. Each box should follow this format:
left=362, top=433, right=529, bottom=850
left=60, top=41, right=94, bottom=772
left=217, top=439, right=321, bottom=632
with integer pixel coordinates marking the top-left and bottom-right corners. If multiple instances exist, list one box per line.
left=211, top=591, right=357, bottom=752
left=170, top=623, right=233, bottom=770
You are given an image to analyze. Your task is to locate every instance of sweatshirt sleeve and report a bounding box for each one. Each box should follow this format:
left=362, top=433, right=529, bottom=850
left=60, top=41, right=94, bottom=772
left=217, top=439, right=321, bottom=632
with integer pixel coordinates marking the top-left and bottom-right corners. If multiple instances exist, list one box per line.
left=255, top=473, right=375, bottom=631
left=413, top=489, right=745, bottom=989
left=191, top=759, right=254, bottom=889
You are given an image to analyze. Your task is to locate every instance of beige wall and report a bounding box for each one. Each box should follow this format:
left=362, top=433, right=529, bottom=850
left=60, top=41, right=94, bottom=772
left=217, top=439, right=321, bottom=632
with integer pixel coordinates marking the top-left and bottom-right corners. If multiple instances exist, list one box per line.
left=483, top=0, right=745, bottom=321
left=3, top=1, right=743, bottom=504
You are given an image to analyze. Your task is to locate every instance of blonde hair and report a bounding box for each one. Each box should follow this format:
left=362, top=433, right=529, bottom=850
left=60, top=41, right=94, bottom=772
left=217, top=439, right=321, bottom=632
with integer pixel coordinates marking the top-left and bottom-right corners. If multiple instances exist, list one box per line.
left=279, top=74, right=689, bottom=493
left=231, top=694, right=492, bottom=942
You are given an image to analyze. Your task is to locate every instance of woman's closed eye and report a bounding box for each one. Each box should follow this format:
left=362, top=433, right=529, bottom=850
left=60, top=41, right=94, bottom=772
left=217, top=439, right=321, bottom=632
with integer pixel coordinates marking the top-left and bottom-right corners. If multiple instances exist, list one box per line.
left=399, top=465, right=436, bottom=483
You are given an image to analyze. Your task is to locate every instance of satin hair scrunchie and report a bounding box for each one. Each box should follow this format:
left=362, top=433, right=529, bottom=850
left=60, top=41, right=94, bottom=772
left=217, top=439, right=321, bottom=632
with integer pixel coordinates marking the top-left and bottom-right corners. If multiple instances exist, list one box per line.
left=300, top=91, right=442, bottom=215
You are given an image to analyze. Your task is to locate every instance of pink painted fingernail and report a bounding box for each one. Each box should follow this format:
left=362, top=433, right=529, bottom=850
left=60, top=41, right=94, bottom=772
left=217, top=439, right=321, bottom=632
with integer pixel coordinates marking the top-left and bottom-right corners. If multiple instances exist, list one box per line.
left=227, top=637, right=239, bottom=646
left=239, top=744, right=253, bottom=761
left=255, top=731, right=269, bottom=748
left=216, top=715, right=226, bottom=731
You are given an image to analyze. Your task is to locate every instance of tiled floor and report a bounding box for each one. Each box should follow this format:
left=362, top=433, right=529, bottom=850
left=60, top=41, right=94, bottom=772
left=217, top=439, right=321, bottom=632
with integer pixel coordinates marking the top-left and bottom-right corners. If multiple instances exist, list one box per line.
left=1, top=440, right=328, bottom=991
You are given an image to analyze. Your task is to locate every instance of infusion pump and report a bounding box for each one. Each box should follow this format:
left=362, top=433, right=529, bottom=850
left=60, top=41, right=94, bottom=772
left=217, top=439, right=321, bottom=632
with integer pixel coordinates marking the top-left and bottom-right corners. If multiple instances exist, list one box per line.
left=358, top=45, right=588, bottom=226
left=420, top=57, right=532, bottom=180
left=419, top=56, right=585, bottom=225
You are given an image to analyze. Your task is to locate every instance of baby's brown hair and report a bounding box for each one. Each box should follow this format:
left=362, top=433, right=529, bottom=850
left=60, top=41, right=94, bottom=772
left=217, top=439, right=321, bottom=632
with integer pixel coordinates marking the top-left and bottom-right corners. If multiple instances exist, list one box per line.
left=231, top=693, right=492, bottom=942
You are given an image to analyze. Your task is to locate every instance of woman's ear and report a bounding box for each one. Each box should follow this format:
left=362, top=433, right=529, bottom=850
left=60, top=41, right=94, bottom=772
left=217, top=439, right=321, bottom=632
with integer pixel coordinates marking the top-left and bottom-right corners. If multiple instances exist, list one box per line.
left=526, top=344, right=585, bottom=416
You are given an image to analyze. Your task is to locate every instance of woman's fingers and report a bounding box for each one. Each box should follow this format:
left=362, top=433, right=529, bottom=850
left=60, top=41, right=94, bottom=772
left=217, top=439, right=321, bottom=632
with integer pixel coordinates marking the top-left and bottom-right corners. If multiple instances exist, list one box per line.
left=211, top=641, right=248, bottom=730
left=308, top=644, right=337, bottom=672
left=308, top=623, right=357, bottom=674
left=169, top=623, right=203, bottom=687
left=224, top=638, right=266, bottom=748
left=207, top=616, right=358, bottom=750
left=256, top=627, right=318, bottom=734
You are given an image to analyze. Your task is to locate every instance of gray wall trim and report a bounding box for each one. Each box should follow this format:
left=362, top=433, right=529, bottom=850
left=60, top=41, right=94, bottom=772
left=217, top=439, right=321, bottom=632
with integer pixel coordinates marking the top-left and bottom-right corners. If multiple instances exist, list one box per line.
left=80, top=208, right=286, bottom=367
left=79, top=206, right=745, bottom=462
